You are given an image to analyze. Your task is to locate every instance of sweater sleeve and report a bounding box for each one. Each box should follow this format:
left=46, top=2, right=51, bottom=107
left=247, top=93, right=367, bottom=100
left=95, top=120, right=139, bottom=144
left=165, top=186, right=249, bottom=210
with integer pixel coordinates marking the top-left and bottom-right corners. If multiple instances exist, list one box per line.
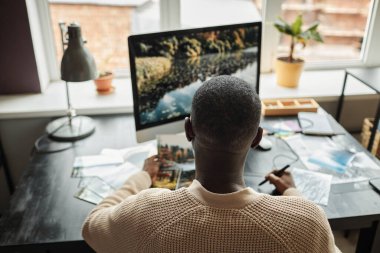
left=284, top=199, right=341, bottom=253
left=82, top=171, right=156, bottom=252
left=283, top=187, right=303, bottom=197
left=282, top=188, right=341, bottom=252
left=93, top=171, right=152, bottom=209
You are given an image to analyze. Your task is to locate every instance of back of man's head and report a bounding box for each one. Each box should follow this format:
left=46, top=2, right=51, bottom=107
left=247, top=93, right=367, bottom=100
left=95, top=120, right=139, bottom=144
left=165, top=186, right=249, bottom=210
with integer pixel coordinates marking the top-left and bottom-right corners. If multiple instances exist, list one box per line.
left=191, top=75, right=261, bottom=152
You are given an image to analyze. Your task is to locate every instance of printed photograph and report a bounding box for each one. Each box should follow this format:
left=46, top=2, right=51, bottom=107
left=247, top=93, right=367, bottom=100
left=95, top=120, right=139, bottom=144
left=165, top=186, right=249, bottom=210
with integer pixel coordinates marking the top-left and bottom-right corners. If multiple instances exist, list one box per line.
left=152, top=164, right=181, bottom=190
left=177, top=169, right=196, bottom=189
left=132, top=25, right=260, bottom=125
left=157, top=134, right=195, bottom=164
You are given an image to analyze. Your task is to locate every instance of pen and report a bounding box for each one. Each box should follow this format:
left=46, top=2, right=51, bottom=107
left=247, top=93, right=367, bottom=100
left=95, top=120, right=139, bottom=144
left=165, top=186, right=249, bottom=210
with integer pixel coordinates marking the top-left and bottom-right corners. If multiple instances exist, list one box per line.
left=258, top=164, right=290, bottom=186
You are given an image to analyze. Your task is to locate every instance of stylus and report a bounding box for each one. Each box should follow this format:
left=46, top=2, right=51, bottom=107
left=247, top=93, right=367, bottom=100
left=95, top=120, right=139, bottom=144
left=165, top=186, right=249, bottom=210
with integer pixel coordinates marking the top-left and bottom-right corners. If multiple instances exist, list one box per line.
left=258, top=164, right=290, bottom=186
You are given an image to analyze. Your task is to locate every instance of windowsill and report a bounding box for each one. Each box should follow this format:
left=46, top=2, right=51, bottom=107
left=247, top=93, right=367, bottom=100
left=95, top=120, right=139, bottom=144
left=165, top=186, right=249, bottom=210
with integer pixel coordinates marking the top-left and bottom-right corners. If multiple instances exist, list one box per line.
left=0, top=78, right=134, bottom=120
left=260, top=69, right=375, bottom=99
left=0, top=70, right=376, bottom=120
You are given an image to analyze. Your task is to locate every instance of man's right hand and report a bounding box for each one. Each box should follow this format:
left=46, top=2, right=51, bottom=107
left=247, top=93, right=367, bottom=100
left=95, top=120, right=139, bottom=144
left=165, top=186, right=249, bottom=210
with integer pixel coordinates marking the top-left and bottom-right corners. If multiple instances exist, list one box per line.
left=265, top=170, right=296, bottom=195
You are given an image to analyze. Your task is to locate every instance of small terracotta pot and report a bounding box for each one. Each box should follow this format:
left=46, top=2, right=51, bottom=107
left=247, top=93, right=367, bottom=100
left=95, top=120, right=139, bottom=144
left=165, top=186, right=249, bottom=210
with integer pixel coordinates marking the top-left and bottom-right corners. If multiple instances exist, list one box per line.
left=275, top=57, right=304, bottom=88
left=94, top=72, right=113, bottom=92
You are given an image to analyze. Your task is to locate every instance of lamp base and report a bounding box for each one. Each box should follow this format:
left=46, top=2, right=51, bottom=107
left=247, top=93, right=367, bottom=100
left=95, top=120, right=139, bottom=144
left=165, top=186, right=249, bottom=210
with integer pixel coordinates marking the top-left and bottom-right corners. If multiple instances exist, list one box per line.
left=46, top=116, right=95, bottom=142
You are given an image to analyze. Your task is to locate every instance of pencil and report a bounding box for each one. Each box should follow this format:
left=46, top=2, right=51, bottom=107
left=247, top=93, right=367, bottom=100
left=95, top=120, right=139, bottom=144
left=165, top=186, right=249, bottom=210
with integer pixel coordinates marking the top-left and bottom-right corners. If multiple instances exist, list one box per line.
left=258, top=164, right=290, bottom=186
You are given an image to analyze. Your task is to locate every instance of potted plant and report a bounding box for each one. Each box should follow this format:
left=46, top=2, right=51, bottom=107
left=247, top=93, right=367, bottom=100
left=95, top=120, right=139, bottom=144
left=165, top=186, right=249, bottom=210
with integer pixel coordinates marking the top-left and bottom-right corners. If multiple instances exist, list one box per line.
left=94, top=55, right=114, bottom=93
left=274, top=14, right=323, bottom=88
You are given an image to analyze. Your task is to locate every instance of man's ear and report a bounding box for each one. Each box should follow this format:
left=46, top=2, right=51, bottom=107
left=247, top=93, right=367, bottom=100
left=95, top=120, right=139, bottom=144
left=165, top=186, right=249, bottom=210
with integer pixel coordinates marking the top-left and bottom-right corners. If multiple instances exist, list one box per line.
left=184, top=117, right=195, bottom=142
left=251, top=127, right=263, bottom=148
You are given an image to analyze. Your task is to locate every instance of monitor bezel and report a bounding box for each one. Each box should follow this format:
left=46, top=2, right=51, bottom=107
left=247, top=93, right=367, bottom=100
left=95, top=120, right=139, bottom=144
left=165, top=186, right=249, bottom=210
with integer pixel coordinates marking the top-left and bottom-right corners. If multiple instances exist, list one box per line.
left=128, top=21, right=262, bottom=131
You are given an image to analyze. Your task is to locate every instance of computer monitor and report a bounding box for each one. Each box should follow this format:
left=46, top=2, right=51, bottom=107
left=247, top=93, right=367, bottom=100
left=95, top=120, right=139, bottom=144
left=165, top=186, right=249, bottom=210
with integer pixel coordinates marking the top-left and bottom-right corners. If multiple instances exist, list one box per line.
left=129, top=22, right=262, bottom=142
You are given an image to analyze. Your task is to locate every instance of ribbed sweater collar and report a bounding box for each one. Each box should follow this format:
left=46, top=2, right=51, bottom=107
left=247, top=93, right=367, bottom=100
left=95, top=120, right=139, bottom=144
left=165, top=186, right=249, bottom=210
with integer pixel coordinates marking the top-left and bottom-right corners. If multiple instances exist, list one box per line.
left=187, top=179, right=260, bottom=209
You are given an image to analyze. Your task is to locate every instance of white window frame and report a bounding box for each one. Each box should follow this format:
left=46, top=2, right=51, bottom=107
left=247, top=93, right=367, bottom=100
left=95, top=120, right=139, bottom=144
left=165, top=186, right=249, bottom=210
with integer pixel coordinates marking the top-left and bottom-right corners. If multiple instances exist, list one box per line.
left=28, top=0, right=380, bottom=90
left=26, top=0, right=60, bottom=89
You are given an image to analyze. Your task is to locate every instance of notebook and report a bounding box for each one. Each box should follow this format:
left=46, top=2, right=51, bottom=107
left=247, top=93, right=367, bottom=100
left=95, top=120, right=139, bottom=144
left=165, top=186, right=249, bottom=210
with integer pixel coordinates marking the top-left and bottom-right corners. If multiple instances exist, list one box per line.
left=298, top=112, right=334, bottom=136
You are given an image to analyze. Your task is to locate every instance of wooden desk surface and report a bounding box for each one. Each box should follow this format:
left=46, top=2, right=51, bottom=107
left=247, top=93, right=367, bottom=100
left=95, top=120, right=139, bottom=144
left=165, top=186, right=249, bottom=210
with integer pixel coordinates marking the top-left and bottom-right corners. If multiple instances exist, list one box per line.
left=1, top=114, right=380, bottom=252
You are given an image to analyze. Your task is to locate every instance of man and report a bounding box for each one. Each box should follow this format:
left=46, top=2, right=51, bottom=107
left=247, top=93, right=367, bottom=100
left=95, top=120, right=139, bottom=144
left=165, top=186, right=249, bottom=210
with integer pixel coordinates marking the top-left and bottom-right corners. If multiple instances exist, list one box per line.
left=82, top=75, right=340, bottom=252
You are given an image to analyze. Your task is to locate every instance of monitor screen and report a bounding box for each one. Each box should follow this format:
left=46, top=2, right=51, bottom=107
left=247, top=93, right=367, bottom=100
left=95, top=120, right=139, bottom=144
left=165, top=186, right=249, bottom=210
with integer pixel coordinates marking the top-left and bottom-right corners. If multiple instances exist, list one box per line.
left=129, top=22, right=261, bottom=132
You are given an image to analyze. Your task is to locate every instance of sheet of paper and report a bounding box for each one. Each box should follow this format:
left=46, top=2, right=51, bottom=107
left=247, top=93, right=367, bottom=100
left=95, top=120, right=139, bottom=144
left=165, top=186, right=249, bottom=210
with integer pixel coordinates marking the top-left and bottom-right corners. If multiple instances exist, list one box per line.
left=261, top=119, right=301, bottom=133
left=285, top=134, right=336, bottom=157
left=291, top=168, right=332, bottom=206
left=100, top=162, right=141, bottom=189
left=74, top=187, right=103, bottom=205
left=352, top=152, right=380, bottom=170
left=101, top=141, right=157, bottom=168
left=284, top=134, right=373, bottom=184
left=286, top=134, right=353, bottom=172
left=73, top=155, right=123, bottom=168
left=78, top=177, right=115, bottom=198
left=307, top=147, right=356, bottom=174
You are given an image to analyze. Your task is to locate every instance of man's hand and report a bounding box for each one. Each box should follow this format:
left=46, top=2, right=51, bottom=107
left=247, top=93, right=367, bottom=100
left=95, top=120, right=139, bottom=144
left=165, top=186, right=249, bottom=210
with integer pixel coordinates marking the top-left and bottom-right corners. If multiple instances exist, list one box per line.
left=265, top=170, right=296, bottom=195
left=143, top=156, right=159, bottom=184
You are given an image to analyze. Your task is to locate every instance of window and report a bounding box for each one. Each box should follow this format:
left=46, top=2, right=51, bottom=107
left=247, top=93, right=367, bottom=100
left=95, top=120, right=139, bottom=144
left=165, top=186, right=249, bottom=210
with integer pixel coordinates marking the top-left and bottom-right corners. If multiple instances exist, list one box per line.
left=180, top=0, right=261, bottom=28
left=30, top=0, right=380, bottom=87
left=278, top=0, right=373, bottom=63
left=47, top=0, right=262, bottom=77
left=48, top=0, right=160, bottom=76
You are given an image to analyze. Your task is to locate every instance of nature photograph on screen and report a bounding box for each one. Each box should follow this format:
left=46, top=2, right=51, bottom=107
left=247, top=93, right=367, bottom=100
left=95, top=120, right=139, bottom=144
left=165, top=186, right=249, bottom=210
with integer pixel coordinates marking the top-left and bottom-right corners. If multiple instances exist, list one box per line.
left=131, top=24, right=260, bottom=126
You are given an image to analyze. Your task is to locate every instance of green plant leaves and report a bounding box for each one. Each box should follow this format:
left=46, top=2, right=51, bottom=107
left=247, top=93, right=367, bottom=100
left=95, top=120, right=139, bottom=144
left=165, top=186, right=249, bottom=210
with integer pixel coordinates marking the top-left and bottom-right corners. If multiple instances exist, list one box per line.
left=274, top=15, right=324, bottom=44
left=291, top=15, right=303, bottom=35
left=300, top=21, right=324, bottom=43
left=274, top=14, right=323, bottom=61
left=274, top=18, right=294, bottom=36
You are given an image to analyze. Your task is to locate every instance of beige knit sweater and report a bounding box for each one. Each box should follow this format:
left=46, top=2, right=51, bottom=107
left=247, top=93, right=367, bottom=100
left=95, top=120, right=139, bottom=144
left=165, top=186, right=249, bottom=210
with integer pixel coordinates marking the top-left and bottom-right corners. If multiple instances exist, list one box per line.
left=82, top=171, right=340, bottom=253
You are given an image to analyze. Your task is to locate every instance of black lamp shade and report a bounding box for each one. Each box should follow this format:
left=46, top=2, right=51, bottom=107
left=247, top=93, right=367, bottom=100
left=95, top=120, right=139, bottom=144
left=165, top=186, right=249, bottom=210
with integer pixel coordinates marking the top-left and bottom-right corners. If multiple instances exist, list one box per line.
left=61, top=24, right=98, bottom=82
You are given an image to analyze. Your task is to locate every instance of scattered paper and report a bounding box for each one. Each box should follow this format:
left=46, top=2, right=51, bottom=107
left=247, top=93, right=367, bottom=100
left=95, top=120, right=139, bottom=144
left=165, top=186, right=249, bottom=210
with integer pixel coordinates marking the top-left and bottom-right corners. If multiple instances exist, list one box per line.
left=262, top=119, right=301, bottom=133
left=73, top=142, right=158, bottom=204
left=308, top=147, right=356, bottom=174
left=100, top=162, right=141, bottom=189
left=352, top=152, right=380, bottom=170
left=101, top=141, right=157, bottom=168
left=73, top=155, right=123, bottom=168
left=284, top=134, right=377, bottom=184
left=75, top=187, right=103, bottom=205
left=291, top=168, right=332, bottom=206
left=78, top=177, right=115, bottom=198
left=75, top=173, right=134, bottom=205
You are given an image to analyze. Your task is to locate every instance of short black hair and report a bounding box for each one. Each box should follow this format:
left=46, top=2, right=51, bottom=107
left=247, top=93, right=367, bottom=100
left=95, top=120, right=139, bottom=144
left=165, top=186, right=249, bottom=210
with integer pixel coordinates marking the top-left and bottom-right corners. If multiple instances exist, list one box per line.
left=191, top=75, right=261, bottom=150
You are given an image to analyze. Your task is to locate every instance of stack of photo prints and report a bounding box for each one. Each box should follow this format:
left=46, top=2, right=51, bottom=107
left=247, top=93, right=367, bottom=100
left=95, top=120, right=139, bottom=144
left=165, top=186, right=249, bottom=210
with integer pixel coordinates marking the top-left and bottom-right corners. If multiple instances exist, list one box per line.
left=72, top=135, right=196, bottom=205
left=153, top=134, right=196, bottom=190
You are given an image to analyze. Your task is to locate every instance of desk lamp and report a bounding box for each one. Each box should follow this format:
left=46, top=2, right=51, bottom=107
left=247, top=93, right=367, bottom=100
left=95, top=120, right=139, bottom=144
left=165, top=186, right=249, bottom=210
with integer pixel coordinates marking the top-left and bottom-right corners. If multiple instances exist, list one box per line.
left=45, top=23, right=98, bottom=141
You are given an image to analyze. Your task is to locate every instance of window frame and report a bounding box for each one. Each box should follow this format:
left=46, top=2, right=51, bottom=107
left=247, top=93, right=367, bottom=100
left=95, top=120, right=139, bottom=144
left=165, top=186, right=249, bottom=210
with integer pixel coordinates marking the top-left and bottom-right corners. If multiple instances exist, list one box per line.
left=29, top=0, right=380, bottom=89
left=28, top=0, right=60, bottom=84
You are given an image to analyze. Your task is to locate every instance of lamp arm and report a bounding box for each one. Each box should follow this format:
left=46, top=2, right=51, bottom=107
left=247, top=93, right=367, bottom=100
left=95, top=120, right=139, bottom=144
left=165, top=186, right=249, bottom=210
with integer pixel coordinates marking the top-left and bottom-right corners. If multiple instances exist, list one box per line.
left=64, top=81, right=76, bottom=124
left=60, top=22, right=76, bottom=123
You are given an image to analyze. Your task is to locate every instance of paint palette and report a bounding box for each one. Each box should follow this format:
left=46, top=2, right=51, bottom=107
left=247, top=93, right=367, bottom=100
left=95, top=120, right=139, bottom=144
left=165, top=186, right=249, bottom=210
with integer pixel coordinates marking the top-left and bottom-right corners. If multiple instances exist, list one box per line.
left=261, top=98, right=319, bottom=116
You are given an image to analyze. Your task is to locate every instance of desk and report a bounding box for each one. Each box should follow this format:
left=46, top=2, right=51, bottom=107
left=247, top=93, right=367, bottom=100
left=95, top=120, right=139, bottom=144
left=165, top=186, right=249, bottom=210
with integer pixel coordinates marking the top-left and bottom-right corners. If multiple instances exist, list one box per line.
left=1, top=114, right=380, bottom=253
left=336, top=67, right=380, bottom=152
